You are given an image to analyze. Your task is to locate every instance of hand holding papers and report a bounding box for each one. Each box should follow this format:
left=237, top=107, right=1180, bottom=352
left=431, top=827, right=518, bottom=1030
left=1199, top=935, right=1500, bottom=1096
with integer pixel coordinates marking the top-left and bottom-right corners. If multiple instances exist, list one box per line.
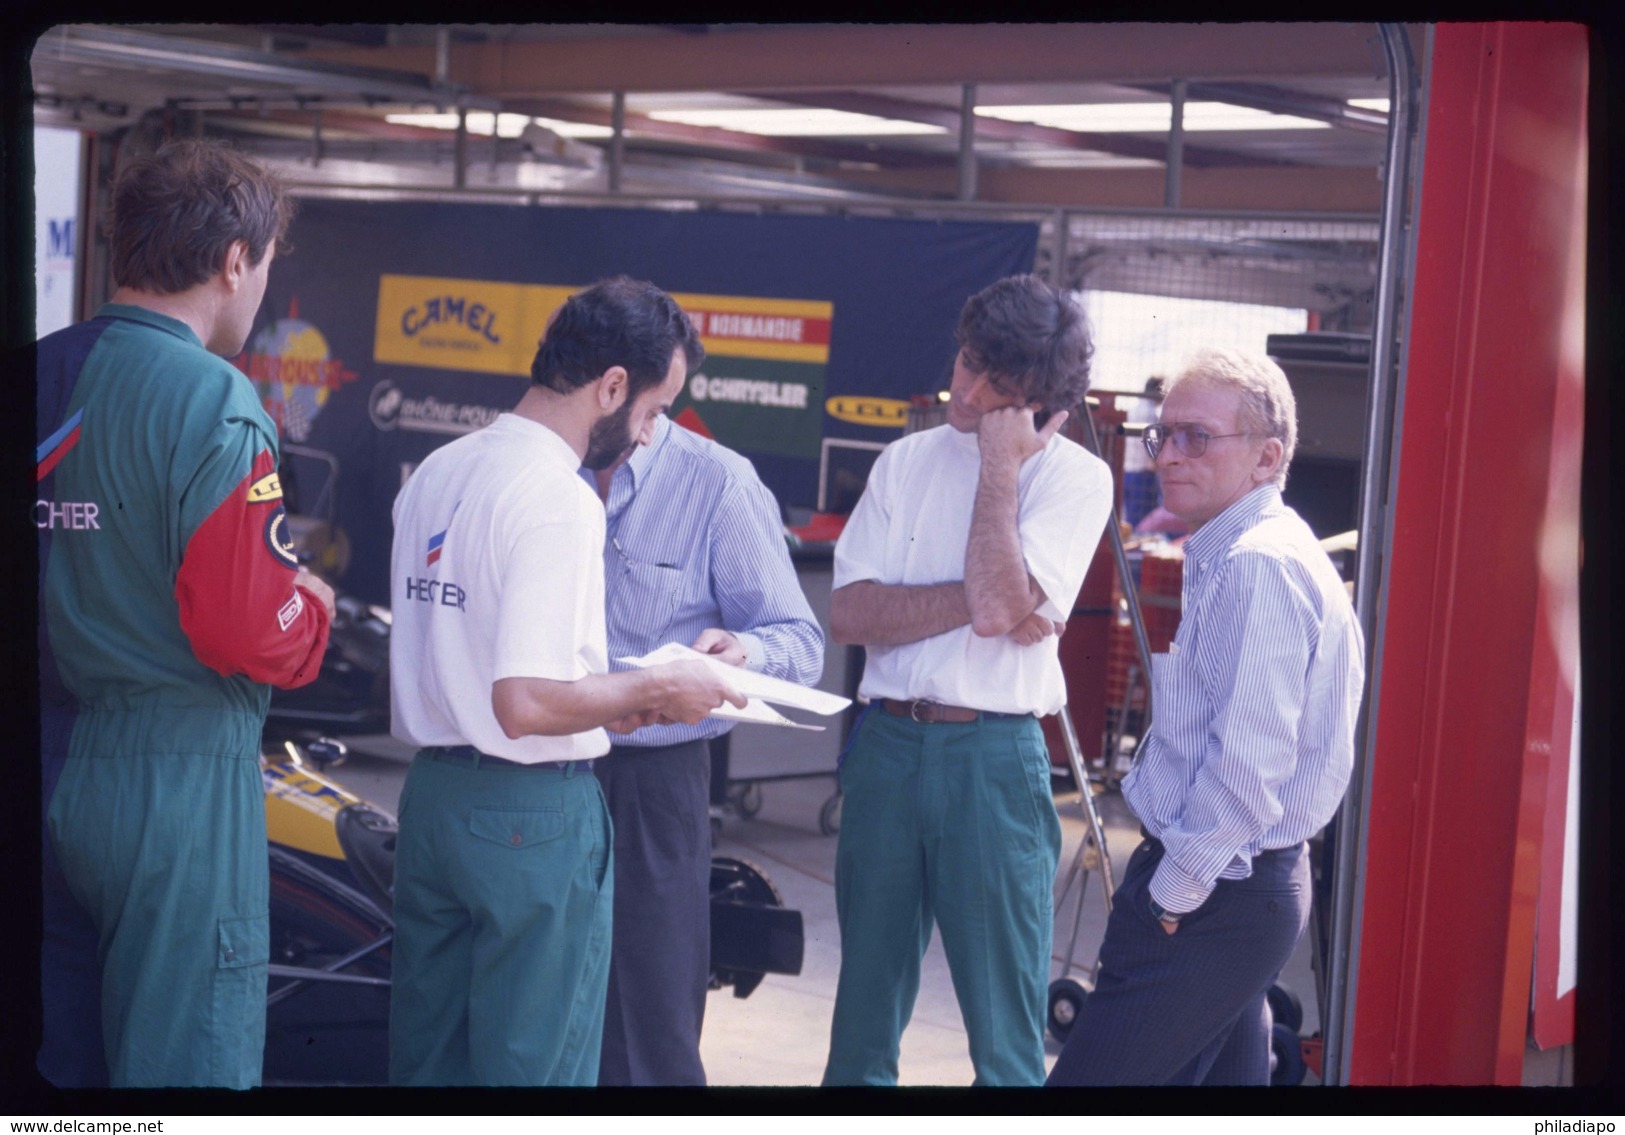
left=619, top=642, right=852, bottom=731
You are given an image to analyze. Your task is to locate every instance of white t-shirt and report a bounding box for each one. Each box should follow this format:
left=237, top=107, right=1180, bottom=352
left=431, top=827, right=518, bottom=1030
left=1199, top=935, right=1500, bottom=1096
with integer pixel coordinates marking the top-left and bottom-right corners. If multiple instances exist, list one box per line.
left=389, top=413, right=610, bottom=763
left=833, top=423, right=1113, bottom=717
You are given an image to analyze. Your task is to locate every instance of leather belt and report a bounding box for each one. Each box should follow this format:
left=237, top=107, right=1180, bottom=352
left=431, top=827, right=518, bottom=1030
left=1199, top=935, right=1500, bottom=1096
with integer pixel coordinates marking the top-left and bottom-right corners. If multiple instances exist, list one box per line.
left=880, top=698, right=1027, bottom=725
left=423, top=745, right=593, bottom=774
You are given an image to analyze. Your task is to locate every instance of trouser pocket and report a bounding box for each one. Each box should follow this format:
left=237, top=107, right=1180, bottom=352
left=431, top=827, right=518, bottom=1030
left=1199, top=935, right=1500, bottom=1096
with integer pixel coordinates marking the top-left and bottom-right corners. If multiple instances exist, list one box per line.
left=211, top=913, right=269, bottom=1088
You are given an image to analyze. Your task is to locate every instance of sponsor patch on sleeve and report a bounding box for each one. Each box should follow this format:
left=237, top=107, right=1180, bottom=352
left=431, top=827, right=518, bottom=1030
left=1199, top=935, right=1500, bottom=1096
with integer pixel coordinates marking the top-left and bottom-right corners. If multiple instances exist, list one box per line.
left=264, top=505, right=299, bottom=569
left=248, top=472, right=284, bottom=504
left=277, top=590, right=304, bottom=631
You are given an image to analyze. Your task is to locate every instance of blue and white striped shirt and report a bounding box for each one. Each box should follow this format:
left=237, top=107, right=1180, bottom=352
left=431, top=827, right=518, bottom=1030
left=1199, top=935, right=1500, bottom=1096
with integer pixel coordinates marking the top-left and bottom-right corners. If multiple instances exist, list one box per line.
left=1123, top=485, right=1365, bottom=914
left=590, top=414, right=825, bottom=747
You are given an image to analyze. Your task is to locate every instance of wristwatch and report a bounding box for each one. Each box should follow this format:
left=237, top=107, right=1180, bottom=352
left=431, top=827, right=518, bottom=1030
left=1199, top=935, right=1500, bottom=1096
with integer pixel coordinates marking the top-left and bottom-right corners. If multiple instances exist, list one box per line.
left=1148, top=897, right=1183, bottom=924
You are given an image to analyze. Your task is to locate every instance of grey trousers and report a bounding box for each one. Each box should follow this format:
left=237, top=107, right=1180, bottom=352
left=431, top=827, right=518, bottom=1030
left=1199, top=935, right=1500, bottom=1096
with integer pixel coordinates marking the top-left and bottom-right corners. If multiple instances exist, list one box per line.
left=595, top=739, right=712, bottom=1086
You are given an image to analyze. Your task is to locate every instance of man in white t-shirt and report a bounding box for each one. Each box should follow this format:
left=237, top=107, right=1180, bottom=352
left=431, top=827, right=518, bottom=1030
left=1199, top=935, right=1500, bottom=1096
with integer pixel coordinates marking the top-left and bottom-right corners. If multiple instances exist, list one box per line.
left=822, top=274, right=1114, bottom=1086
left=387, top=276, right=746, bottom=1087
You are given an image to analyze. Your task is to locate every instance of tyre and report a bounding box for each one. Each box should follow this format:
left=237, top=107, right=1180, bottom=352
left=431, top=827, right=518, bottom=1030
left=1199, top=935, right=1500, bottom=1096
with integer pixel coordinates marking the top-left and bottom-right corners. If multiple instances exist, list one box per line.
left=264, top=850, right=392, bottom=1086
left=1047, top=977, right=1089, bottom=1044
left=818, top=790, right=842, bottom=836
left=709, top=856, right=802, bottom=998
left=1269, top=1021, right=1306, bottom=1086
left=1267, top=982, right=1304, bottom=1034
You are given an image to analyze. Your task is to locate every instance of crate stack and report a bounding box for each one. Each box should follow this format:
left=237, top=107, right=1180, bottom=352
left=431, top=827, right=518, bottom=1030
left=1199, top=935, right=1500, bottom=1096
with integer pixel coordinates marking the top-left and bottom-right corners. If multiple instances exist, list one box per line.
left=1104, top=542, right=1185, bottom=740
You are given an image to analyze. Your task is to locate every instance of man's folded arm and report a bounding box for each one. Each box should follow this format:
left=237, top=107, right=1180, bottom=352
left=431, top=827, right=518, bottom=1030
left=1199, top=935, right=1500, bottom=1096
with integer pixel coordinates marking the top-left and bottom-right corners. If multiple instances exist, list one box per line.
left=827, top=579, right=972, bottom=647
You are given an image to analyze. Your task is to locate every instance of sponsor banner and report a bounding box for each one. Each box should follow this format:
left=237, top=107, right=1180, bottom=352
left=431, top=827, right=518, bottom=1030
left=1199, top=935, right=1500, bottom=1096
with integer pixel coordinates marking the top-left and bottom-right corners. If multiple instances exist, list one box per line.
left=375, top=276, right=574, bottom=376
left=675, top=357, right=824, bottom=459
left=674, top=293, right=833, bottom=365
left=368, top=379, right=506, bottom=437
left=374, top=275, right=833, bottom=376
left=259, top=199, right=1036, bottom=604
left=373, top=276, right=832, bottom=459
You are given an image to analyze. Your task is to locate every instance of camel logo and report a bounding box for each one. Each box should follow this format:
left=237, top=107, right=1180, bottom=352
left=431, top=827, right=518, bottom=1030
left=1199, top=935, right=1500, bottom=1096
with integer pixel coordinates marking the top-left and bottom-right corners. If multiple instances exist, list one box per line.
left=235, top=298, right=359, bottom=443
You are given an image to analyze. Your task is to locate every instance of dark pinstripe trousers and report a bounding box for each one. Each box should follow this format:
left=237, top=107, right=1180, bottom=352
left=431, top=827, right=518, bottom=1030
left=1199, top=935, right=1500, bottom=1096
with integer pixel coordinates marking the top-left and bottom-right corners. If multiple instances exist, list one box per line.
left=1047, top=836, right=1310, bottom=1086
left=595, top=740, right=712, bottom=1086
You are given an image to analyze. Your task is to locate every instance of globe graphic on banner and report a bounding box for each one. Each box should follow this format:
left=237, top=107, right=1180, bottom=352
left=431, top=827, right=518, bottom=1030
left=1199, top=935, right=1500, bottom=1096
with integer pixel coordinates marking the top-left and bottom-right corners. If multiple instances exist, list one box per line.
left=250, top=318, right=336, bottom=443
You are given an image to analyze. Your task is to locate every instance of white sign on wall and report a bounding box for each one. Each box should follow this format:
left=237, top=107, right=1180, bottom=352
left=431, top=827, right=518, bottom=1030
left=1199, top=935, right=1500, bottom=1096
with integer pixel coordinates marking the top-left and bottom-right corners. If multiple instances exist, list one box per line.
left=35, top=125, right=84, bottom=338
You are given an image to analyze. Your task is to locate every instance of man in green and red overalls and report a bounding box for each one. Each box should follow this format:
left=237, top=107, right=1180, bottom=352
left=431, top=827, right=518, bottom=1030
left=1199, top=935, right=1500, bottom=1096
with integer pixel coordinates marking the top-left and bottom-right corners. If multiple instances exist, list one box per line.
left=36, top=139, right=333, bottom=1088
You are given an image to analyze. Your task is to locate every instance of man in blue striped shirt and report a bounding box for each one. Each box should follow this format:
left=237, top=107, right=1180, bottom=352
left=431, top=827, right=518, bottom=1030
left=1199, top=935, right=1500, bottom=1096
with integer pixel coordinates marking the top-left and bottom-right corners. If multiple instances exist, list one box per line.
left=1047, top=347, right=1364, bottom=1086
left=587, top=413, right=825, bottom=1086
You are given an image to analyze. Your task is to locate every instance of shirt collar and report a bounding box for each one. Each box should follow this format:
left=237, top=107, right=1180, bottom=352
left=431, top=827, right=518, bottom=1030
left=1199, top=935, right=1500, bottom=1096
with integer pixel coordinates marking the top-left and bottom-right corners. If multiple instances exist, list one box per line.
left=1182, top=483, right=1283, bottom=562
left=621, top=413, right=672, bottom=493
left=96, top=302, right=204, bottom=348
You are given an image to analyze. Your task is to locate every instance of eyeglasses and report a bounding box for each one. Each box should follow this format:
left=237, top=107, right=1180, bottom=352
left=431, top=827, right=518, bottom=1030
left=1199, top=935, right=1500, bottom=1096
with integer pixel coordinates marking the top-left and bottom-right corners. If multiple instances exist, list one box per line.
left=1142, top=423, right=1255, bottom=460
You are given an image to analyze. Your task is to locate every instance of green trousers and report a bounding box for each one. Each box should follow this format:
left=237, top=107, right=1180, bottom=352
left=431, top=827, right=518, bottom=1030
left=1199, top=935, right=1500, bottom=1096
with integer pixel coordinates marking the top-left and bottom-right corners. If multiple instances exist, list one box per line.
left=48, top=706, right=268, bottom=1089
left=823, top=709, right=1061, bottom=1086
left=388, top=751, right=614, bottom=1086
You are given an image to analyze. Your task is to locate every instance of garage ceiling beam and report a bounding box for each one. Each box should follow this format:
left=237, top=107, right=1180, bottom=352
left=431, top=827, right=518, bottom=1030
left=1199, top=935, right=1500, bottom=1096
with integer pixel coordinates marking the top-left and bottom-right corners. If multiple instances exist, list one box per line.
left=205, top=107, right=474, bottom=143
left=756, top=89, right=1298, bottom=168
left=294, top=23, right=1389, bottom=95
left=37, top=24, right=499, bottom=111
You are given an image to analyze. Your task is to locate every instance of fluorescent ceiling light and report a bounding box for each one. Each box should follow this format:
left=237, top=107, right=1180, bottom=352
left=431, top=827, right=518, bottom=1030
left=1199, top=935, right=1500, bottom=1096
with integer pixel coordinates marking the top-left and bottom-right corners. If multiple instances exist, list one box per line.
left=529, top=116, right=614, bottom=140
left=1024, top=154, right=1163, bottom=170
left=1347, top=98, right=1391, bottom=112
left=977, top=102, right=1331, bottom=132
left=385, top=112, right=613, bottom=140
left=646, top=107, right=946, bottom=137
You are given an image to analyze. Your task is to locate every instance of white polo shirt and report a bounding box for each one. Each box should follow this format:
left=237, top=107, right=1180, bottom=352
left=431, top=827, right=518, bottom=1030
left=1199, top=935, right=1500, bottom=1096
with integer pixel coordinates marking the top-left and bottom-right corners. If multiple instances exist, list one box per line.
left=390, top=413, right=611, bottom=763
left=833, top=423, right=1112, bottom=717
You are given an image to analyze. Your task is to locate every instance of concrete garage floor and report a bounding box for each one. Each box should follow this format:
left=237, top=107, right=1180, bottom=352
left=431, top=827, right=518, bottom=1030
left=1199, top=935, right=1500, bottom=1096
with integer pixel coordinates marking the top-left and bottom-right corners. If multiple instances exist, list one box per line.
left=327, top=733, right=1323, bottom=1090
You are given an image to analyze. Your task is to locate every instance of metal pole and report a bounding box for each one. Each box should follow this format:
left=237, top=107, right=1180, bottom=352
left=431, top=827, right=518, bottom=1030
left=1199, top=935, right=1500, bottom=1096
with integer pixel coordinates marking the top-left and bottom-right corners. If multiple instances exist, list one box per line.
left=957, top=82, right=978, bottom=202
left=1164, top=79, right=1186, bottom=209
left=453, top=103, right=467, bottom=190
left=609, top=91, right=626, bottom=193
left=311, top=106, right=323, bottom=168
left=1053, top=208, right=1070, bottom=290
left=1321, top=20, right=1419, bottom=1088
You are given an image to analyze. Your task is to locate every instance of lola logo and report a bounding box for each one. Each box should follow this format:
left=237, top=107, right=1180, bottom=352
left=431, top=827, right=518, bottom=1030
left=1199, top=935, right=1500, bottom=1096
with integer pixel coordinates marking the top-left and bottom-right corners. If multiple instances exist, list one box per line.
left=825, top=396, right=911, bottom=428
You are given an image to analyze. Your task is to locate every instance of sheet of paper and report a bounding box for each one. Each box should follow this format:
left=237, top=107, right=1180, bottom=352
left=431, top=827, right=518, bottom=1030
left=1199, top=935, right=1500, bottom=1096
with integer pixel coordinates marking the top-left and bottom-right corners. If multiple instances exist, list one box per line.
left=709, top=699, right=825, bottom=732
left=618, top=642, right=852, bottom=716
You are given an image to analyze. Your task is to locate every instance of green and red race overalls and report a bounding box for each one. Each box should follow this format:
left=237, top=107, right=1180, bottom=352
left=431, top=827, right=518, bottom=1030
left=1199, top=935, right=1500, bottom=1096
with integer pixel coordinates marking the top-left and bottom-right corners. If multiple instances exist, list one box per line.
left=37, top=303, right=330, bottom=1088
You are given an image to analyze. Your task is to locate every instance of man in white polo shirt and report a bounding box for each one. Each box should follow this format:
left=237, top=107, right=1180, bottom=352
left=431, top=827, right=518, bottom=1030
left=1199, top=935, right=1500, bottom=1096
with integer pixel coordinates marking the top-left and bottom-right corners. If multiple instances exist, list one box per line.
left=387, top=276, right=746, bottom=1087
left=821, top=274, right=1114, bottom=1086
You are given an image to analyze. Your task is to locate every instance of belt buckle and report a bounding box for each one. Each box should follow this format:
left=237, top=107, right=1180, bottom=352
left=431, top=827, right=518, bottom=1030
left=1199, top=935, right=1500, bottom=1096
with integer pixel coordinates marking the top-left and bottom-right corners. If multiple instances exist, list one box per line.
left=909, top=699, right=939, bottom=724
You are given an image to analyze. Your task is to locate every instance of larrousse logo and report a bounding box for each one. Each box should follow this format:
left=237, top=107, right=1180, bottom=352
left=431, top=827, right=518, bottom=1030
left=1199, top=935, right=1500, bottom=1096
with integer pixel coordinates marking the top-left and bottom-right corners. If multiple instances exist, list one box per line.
left=234, top=297, right=360, bottom=443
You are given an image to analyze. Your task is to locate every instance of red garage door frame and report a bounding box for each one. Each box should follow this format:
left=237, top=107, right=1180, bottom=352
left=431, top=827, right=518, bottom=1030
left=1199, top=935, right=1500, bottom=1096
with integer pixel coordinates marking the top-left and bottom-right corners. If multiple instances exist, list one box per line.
left=1348, top=21, right=1587, bottom=1085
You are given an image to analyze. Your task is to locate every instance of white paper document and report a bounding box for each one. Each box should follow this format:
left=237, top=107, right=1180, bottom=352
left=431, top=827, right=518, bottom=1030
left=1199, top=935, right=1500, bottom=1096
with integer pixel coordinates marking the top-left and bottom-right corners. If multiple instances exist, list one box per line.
left=618, top=642, right=852, bottom=731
